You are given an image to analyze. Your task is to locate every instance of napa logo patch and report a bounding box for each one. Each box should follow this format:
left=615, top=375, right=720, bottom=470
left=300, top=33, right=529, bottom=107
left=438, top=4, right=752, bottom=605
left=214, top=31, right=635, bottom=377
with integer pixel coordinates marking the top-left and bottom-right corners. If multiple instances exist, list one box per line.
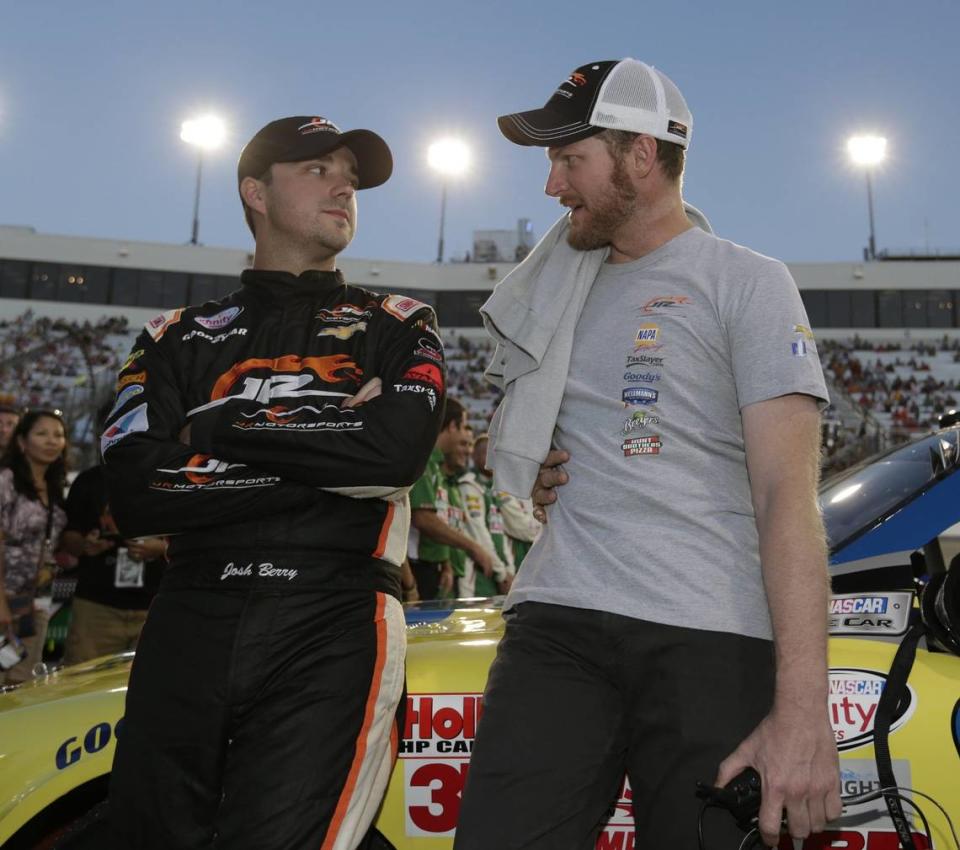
left=634, top=323, right=661, bottom=350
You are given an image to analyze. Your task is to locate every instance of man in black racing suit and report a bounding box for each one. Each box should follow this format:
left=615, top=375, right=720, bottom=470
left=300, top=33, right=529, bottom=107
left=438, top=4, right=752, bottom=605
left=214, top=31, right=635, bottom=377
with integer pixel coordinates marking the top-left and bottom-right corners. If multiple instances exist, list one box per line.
left=101, top=116, right=444, bottom=850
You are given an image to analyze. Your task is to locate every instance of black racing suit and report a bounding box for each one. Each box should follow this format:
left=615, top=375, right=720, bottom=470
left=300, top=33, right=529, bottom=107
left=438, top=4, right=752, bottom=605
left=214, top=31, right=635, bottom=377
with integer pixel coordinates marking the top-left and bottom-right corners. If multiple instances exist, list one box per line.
left=102, top=269, right=444, bottom=850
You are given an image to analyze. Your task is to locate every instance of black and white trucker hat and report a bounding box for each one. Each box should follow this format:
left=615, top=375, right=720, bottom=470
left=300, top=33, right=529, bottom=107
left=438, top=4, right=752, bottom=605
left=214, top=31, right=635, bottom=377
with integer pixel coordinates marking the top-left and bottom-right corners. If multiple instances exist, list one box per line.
left=497, top=59, right=692, bottom=149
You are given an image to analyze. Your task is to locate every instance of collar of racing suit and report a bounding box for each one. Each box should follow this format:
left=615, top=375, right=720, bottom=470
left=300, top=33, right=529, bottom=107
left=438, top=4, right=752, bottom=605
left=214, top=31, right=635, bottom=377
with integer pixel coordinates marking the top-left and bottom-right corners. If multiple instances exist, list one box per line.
left=240, top=268, right=347, bottom=300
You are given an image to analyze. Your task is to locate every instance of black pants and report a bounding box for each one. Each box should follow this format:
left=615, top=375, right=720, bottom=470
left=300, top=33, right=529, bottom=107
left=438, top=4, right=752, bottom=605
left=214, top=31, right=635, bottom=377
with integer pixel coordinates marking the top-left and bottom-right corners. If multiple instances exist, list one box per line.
left=410, top=559, right=444, bottom=601
left=107, top=585, right=406, bottom=850
left=454, top=602, right=775, bottom=850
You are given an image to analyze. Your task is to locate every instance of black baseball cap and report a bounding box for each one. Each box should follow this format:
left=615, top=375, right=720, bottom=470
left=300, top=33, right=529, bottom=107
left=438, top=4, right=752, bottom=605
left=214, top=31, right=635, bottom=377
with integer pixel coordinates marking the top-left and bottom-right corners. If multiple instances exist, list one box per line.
left=498, top=59, right=692, bottom=149
left=237, top=116, right=393, bottom=189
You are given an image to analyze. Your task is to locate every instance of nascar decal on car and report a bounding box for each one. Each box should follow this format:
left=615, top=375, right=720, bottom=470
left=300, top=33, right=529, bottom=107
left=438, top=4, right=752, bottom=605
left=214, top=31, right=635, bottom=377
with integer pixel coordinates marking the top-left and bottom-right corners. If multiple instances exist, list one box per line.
left=181, top=327, right=248, bottom=344
left=382, top=294, right=431, bottom=322
left=828, top=592, right=912, bottom=636
left=620, top=410, right=660, bottom=436
left=100, top=403, right=149, bottom=455
left=634, top=323, right=661, bottom=350
left=107, top=383, right=144, bottom=418
left=145, top=307, right=184, bottom=341
left=400, top=693, right=482, bottom=837
left=236, top=403, right=363, bottom=432
left=403, top=362, right=443, bottom=394
left=622, top=435, right=662, bottom=457
left=194, top=305, right=243, bottom=330
left=639, top=295, right=691, bottom=315
left=116, top=370, right=146, bottom=391
left=829, top=668, right=916, bottom=751
left=188, top=354, right=360, bottom=416
left=622, top=387, right=658, bottom=406
left=119, top=348, right=144, bottom=372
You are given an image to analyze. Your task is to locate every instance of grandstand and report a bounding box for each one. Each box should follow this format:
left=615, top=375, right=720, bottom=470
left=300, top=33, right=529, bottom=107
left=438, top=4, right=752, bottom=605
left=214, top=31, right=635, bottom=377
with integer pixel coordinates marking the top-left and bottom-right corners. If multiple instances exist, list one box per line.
left=2, top=224, right=960, bottom=472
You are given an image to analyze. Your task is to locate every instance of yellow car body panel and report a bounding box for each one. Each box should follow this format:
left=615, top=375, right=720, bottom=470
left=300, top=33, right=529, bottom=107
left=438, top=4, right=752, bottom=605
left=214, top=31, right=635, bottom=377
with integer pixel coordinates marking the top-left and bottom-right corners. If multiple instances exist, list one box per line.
left=2, top=603, right=959, bottom=850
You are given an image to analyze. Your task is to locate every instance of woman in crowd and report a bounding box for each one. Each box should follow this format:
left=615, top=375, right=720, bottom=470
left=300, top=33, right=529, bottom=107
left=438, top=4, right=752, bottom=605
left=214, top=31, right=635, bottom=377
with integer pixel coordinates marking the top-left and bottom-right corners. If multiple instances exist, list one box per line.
left=0, top=409, right=69, bottom=684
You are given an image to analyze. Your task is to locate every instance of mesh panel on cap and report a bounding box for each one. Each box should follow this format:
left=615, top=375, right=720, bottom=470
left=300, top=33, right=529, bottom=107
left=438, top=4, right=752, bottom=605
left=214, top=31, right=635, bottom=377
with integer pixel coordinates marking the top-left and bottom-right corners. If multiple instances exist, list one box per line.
left=659, top=73, right=690, bottom=123
left=597, top=62, right=660, bottom=115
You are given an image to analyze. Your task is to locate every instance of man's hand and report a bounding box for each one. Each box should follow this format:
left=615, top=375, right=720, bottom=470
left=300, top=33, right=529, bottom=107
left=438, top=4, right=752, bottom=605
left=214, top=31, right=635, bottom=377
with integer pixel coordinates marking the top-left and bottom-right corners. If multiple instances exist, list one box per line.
left=531, top=449, right=570, bottom=524
left=342, top=377, right=382, bottom=409
left=715, top=706, right=841, bottom=847
left=497, top=574, right=513, bottom=594
left=81, top=529, right=115, bottom=557
left=468, top=544, right=496, bottom=577
left=125, top=536, right=168, bottom=563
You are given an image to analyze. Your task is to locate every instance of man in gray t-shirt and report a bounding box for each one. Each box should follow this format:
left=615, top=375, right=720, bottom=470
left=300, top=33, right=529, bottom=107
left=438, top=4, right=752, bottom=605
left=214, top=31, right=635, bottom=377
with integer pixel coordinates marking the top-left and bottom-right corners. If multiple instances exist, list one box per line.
left=456, top=59, right=842, bottom=850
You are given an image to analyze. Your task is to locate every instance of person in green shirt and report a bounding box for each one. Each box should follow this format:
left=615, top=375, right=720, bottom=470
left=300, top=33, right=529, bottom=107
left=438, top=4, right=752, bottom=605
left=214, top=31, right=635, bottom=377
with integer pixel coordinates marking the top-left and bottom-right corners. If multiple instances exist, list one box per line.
left=408, top=398, right=495, bottom=599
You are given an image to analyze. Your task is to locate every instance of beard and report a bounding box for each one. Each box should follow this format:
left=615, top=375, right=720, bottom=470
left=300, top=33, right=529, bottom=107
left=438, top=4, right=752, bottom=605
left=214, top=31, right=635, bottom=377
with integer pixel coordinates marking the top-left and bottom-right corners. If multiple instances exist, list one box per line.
left=565, top=154, right=638, bottom=252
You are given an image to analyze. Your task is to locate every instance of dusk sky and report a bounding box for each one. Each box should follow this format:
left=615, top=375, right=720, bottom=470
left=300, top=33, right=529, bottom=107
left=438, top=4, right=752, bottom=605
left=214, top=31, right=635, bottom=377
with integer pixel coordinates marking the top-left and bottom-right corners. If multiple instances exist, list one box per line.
left=2, top=1, right=957, bottom=265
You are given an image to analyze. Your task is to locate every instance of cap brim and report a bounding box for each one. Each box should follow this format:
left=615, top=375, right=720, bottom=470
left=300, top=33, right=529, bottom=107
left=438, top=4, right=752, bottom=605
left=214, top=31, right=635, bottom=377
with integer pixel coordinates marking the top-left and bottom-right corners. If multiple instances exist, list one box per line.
left=275, top=128, right=393, bottom=189
left=497, top=109, right=604, bottom=147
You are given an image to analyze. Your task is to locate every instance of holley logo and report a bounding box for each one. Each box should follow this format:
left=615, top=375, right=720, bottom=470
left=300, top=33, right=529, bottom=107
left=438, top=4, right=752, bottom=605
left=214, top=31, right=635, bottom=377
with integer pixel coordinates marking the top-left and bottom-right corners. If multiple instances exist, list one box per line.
left=640, top=295, right=690, bottom=314
left=829, top=668, right=916, bottom=751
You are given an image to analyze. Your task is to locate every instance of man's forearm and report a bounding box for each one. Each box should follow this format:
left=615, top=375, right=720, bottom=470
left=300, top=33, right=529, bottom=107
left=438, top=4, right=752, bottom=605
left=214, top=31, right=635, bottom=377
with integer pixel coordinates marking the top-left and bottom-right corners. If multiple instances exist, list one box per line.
left=757, top=491, right=831, bottom=709
left=412, top=510, right=478, bottom=556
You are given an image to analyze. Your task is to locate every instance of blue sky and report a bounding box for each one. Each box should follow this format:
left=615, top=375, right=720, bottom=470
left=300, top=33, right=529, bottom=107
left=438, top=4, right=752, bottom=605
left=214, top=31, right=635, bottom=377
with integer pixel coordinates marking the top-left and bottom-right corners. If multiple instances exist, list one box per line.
left=1, top=0, right=957, bottom=264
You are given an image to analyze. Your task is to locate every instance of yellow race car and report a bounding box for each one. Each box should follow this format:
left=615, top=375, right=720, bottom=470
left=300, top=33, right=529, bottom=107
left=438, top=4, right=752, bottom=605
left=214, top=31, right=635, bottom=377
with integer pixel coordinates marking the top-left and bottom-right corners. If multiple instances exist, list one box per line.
left=3, top=429, right=960, bottom=849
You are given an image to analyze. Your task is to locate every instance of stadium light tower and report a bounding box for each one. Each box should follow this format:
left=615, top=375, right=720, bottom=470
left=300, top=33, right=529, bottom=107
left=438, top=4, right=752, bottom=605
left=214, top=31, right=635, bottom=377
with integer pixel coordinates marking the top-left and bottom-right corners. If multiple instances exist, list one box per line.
left=847, top=134, right=887, bottom=261
left=180, top=115, right=226, bottom=245
left=427, top=138, right=470, bottom=263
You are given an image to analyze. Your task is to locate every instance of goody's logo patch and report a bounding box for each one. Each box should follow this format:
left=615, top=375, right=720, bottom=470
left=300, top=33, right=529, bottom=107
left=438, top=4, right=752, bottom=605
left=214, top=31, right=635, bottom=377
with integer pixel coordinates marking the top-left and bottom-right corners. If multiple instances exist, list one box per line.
left=145, top=308, right=183, bottom=341
left=622, top=387, right=658, bottom=406
left=623, top=370, right=660, bottom=383
left=829, top=668, right=916, bottom=752
left=101, top=403, right=149, bottom=455
left=107, top=383, right=144, bottom=418
left=634, top=323, right=661, bottom=350
left=194, top=306, right=243, bottom=331
left=640, top=295, right=690, bottom=315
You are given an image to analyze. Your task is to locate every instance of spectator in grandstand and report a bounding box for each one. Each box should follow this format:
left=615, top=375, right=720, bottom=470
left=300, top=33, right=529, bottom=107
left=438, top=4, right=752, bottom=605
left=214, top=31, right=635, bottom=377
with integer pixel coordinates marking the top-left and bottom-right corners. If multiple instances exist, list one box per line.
left=0, top=405, right=20, bottom=455
left=457, top=433, right=513, bottom=597
left=101, top=115, right=443, bottom=850
left=408, top=398, right=496, bottom=599
left=60, top=462, right=167, bottom=664
left=456, top=59, right=839, bottom=850
left=0, top=409, right=68, bottom=684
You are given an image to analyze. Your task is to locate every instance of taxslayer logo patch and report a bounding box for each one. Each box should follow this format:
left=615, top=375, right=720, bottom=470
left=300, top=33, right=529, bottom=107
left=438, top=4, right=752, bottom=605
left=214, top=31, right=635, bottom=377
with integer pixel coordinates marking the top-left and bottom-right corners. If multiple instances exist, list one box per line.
left=829, top=668, right=916, bottom=752
left=189, top=354, right=360, bottom=416
left=382, top=294, right=431, bottom=322
left=101, top=403, right=149, bottom=455
left=194, top=306, right=242, bottom=330
left=145, top=308, right=183, bottom=341
left=403, top=363, right=443, bottom=393
left=640, top=295, right=690, bottom=314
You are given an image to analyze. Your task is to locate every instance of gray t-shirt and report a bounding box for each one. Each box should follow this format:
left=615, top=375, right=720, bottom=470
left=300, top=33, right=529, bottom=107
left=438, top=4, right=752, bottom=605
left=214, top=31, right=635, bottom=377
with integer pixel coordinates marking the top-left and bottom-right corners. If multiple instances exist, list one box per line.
left=505, top=226, right=829, bottom=640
